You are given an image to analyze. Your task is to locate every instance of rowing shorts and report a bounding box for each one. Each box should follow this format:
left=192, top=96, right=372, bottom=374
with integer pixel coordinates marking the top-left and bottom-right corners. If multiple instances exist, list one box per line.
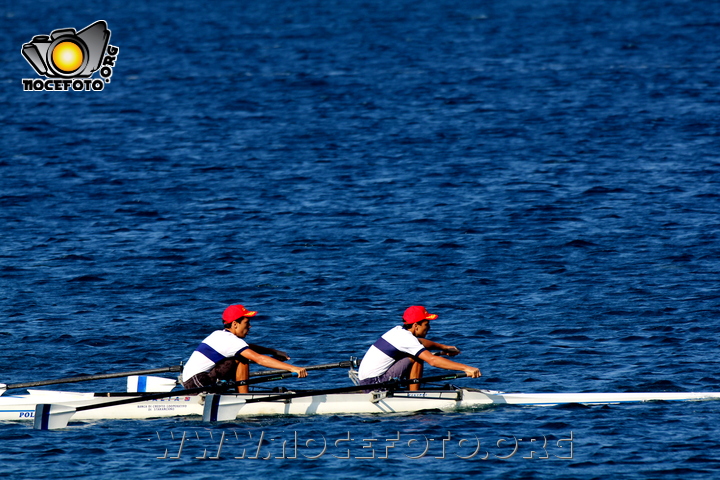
left=182, top=357, right=239, bottom=389
left=358, top=357, right=414, bottom=388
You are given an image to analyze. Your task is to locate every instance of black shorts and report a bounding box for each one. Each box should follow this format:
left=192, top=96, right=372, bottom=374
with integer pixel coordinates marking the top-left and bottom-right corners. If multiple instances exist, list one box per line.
left=182, top=357, right=239, bottom=389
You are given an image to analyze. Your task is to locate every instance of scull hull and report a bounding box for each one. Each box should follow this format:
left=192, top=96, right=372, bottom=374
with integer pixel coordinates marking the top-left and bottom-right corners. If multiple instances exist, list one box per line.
left=1, top=388, right=718, bottom=423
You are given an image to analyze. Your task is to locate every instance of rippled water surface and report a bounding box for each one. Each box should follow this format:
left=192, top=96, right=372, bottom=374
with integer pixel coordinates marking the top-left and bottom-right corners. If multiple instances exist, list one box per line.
left=2, top=0, right=720, bottom=478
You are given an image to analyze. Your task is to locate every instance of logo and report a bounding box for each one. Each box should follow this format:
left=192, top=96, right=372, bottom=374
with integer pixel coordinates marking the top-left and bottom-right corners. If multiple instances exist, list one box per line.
left=21, top=20, right=119, bottom=92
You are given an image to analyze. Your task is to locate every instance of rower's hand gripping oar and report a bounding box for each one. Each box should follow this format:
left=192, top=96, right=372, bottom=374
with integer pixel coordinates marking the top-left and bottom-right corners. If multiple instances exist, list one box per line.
left=32, top=371, right=298, bottom=430
left=203, top=372, right=469, bottom=422
left=1, top=366, right=183, bottom=395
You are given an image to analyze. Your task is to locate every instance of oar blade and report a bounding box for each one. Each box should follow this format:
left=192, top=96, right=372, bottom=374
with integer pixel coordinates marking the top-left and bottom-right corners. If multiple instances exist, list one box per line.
left=33, top=404, right=77, bottom=430
left=202, top=394, right=245, bottom=422
left=127, top=375, right=178, bottom=393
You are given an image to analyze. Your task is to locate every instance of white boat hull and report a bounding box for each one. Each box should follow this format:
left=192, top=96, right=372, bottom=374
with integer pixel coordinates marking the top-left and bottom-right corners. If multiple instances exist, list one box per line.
left=2, top=388, right=719, bottom=423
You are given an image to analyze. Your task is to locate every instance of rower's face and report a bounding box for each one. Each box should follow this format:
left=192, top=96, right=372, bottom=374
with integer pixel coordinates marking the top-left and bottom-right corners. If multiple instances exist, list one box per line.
left=412, top=320, right=430, bottom=338
left=233, top=317, right=251, bottom=338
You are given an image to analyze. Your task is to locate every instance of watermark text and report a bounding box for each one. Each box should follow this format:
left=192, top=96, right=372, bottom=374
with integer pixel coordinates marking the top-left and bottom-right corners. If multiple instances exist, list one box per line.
left=147, top=429, right=574, bottom=461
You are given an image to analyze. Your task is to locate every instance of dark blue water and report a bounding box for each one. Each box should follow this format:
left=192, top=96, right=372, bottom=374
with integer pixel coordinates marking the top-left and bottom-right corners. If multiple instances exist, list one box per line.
left=2, top=0, right=720, bottom=478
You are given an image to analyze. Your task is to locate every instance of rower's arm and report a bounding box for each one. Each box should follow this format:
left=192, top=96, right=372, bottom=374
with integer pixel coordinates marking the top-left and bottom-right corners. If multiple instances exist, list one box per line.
left=248, top=344, right=290, bottom=361
left=417, top=338, right=461, bottom=356
left=241, top=349, right=307, bottom=377
left=417, top=350, right=480, bottom=378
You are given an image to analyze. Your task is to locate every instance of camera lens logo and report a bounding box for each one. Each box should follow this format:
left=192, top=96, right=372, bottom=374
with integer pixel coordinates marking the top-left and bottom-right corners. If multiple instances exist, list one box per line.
left=21, top=20, right=120, bottom=92
left=52, top=41, right=85, bottom=74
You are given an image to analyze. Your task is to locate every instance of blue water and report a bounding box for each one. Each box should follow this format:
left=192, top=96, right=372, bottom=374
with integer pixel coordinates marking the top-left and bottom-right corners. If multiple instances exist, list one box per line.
left=2, top=0, right=720, bottom=478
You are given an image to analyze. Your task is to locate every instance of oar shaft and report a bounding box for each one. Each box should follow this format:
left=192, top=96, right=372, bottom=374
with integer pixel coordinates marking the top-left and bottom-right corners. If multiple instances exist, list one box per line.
left=13, top=360, right=353, bottom=389
left=75, top=372, right=295, bottom=412
left=76, top=361, right=358, bottom=410
left=250, top=360, right=354, bottom=377
left=244, top=372, right=469, bottom=404
left=5, top=366, right=183, bottom=390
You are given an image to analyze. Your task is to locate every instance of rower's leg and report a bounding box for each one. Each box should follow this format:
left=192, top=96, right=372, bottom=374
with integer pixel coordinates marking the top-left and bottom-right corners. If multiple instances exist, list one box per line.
left=236, top=359, right=250, bottom=393
left=408, top=359, right=424, bottom=391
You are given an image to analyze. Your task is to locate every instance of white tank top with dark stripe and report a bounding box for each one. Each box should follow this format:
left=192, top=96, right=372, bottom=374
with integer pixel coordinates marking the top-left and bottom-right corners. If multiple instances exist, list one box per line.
left=182, top=330, right=249, bottom=382
left=357, top=326, right=426, bottom=380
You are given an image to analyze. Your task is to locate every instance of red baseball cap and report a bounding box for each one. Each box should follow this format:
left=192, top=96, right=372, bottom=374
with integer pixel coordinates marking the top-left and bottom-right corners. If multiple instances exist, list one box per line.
left=403, top=305, right=438, bottom=324
left=222, top=304, right=258, bottom=323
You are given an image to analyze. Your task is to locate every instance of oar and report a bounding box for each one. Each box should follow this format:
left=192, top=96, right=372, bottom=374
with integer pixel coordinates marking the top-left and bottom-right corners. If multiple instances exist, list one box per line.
left=31, top=359, right=358, bottom=427
left=203, top=372, right=469, bottom=422
left=0, top=366, right=183, bottom=395
left=33, top=371, right=297, bottom=430
left=250, top=360, right=356, bottom=377
left=35, top=371, right=470, bottom=429
left=7, top=361, right=354, bottom=393
left=248, top=372, right=468, bottom=404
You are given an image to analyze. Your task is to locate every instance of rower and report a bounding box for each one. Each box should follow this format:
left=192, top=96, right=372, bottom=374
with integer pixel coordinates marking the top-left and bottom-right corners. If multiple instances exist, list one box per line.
left=182, top=305, right=308, bottom=393
left=357, top=306, right=481, bottom=391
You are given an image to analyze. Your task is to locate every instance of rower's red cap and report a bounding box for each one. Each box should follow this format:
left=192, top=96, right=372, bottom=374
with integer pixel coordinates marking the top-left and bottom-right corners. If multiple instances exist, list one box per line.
left=222, top=304, right=258, bottom=323
left=402, top=305, right=438, bottom=324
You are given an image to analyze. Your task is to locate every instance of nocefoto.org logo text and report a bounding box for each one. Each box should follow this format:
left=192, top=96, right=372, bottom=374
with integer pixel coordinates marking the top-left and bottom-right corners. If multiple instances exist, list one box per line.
left=21, top=20, right=119, bottom=92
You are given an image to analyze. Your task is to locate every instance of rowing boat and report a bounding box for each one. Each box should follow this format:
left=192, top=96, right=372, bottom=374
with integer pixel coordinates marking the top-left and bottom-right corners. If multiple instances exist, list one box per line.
left=3, top=365, right=719, bottom=429
left=3, top=385, right=719, bottom=424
